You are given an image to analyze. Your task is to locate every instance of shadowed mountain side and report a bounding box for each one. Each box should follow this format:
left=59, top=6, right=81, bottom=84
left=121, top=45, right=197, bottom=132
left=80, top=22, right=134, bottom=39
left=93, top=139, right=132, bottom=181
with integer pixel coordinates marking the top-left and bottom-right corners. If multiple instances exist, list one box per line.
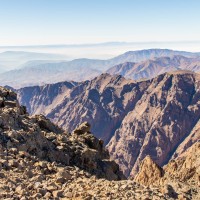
left=17, top=71, right=200, bottom=178
left=107, top=71, right=200, bottom=177
left=1, top=82, right=199, bottom=199
left=18, top=73, right=149, bottom=144
left=17, top=81, right=78, bottom=115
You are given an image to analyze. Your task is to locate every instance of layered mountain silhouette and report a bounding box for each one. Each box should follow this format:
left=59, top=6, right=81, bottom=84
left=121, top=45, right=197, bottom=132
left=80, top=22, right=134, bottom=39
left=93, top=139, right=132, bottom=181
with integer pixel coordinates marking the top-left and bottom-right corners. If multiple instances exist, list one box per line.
left=17, top=71, right=200, bottom=179
left=1, top=49, right=200, bottom=88
left=0, top=51, right=67, bottom=71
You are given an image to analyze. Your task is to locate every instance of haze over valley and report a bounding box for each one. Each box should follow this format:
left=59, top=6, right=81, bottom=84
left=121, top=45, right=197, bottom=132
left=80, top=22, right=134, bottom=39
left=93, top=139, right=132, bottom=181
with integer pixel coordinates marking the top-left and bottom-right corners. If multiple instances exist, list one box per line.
left=1, top=48, right=200, bottom=88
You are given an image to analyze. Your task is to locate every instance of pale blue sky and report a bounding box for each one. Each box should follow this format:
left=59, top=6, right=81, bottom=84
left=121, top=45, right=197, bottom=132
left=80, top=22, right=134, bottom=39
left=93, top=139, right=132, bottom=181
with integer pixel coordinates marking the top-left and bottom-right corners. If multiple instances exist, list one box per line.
left=0, top=0, right=200, bottom=45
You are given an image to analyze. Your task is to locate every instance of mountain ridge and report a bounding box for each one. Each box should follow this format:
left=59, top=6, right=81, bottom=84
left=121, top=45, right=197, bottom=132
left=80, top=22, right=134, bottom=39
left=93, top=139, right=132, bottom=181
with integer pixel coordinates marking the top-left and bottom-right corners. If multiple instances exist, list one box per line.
left=1, top=48, right=200, bottom=88
left=1, top=76, right=199, bottom=199
left=17, top=71, right=200, bottom=180
left=107, top=55, right=200, bottom=81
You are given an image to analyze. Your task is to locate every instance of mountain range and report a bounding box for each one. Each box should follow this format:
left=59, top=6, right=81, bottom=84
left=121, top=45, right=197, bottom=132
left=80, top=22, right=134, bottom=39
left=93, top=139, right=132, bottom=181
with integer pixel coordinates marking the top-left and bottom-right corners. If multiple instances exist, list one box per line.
left=107, top=55, right=200, bottom=80
left=0, top=85, right=199, bottom=199
left=17, top=70, right=200, bottom=179
left=1, top=49, right=200, bottom=88
left=1, top=48, right=200, bottom=184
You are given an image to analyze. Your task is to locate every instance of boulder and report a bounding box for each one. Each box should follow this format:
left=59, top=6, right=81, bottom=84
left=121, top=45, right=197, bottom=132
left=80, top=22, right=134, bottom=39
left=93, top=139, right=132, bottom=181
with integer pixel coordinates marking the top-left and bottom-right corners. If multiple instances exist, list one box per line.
left=73, top=121, right=91, bottom=135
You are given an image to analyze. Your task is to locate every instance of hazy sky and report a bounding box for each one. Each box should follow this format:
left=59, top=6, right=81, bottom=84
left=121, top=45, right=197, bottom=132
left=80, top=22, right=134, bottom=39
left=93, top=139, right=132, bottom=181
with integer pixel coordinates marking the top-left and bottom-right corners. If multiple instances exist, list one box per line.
left=0, top=0, right=200, bottom=45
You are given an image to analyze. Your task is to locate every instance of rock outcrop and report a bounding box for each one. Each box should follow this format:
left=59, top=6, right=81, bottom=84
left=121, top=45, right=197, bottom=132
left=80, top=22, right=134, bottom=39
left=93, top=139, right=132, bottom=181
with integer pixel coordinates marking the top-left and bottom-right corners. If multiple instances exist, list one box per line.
left=0, top=86, right=125, bottom=181
left=164, top=141, right=200, bottom=184
left=134, top=141, right=200, bottom=199
left=134, top=156, right=164, bottom=186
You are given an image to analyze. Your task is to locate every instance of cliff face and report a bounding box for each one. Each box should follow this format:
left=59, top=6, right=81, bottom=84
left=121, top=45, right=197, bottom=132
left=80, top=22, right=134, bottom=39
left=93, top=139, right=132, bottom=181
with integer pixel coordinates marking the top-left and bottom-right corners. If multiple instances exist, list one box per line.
left=171, top=119, right=200, bottom=159
left=107, top=71, right=200, bottom=177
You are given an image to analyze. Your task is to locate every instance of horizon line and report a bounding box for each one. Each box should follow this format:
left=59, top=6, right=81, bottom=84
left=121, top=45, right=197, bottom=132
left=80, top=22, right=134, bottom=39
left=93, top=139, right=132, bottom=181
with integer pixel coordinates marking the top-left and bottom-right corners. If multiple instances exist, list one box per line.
left=1, top=40, right=200, bottom=48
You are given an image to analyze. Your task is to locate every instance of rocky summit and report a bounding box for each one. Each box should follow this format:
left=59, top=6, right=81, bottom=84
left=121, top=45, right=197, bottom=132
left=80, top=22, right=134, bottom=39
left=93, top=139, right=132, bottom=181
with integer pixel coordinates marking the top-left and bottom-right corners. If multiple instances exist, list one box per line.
left=0, top=83, right=200, bottom=199
left=0, top=87, right=125, bottom=180
left=0, top=86, right=125, bottom=199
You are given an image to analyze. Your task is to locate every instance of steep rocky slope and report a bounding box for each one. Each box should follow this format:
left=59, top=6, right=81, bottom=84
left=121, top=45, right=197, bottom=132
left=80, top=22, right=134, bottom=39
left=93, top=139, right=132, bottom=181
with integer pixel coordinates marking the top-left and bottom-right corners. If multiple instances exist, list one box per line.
left=1, top=85, right=199, bottom=199
left=135, top=141, right=200, bottom=186
left=107, top=55, right=200, bottom=80
left=172, top=119, right=200, bottom=159
left=108, top=71, right=200, bottom=177
left=17, top=71, right=200, bottom=180
left=18, top=73, right=151, bottom=144
left=17, top=81, right=77, bottom=115
left=0, top=86, right=125, bottom=181
left=164, top=141, right=200, bottom=184
left=0, top=86, right=184, bottom=200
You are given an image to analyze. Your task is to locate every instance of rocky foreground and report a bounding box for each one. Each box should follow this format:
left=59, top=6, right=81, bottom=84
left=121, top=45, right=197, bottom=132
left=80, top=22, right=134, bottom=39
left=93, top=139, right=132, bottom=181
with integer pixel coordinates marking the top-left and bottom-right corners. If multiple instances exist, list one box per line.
left=0, top=86, right=199, bottom=199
